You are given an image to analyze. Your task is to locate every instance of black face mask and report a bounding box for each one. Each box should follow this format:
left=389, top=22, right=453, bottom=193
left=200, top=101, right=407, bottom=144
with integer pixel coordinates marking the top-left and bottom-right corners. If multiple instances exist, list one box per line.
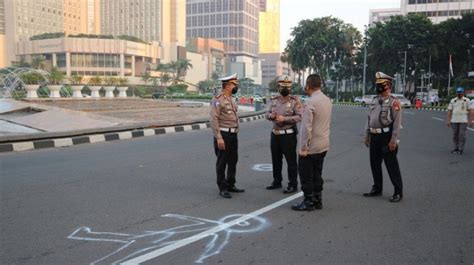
left=232, top=86, right=239, bottom=94
left=280, top=87, right=290, bottom=96
left=376, top=83, right=386, bottom=94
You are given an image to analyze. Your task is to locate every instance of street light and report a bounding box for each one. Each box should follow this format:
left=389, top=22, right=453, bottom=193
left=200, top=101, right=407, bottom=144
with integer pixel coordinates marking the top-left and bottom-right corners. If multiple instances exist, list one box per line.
left=362, top=25, right=368, bottom=96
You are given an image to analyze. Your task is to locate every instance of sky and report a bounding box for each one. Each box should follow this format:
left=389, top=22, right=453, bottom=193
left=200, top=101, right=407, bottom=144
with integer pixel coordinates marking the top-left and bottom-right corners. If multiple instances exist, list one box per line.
left=279, top=0, right=401, bottom=52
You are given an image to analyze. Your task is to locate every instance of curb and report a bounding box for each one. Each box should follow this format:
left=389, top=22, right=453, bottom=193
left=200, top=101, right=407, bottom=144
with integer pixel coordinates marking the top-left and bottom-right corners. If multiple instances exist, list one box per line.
left=0, top=114, right=266, bottom=153
left=332, top=103, right=448, bottom=112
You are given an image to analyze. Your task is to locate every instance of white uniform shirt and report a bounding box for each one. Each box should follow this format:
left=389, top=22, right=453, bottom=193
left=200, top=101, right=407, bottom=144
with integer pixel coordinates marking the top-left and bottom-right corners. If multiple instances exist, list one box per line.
left=448, top=97, right=471, bottom=123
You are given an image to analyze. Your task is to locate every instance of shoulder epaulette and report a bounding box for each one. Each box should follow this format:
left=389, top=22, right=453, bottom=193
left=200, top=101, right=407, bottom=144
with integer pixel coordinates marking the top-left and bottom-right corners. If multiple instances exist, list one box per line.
left=271, top=96, right=279, bottom=100
left=289, top=95, right=299, bottom=100
left=215, top=94, right=223, bottom=99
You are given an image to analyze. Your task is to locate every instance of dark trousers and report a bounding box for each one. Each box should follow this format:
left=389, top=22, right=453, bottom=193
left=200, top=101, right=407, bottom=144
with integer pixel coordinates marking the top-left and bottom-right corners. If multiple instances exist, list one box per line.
left=451, top=122, right=467, bottom=151
left=270, top=132, right=298, bottom=187
left=214, top=131, right=238, bottom=191
left=298, top=151, right=327, bottom=200
left=369, top=132, right=403, bottom=195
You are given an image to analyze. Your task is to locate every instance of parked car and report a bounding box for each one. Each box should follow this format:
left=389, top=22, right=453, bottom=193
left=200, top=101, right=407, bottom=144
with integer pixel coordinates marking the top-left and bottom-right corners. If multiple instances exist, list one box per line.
left=253, top=95, right=263, bottom=102
left=354, top=96, right=363, bottom=103
left=361, top=94, right=377, bottom=106
left=392, top=94, right=412, bottom=108
left=152, top=92, right=165, bottom=99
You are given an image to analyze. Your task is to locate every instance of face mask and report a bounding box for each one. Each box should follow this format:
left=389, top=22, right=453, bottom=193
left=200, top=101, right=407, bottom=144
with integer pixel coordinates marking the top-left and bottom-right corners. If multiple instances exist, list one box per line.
left=280, top=87, right=290, bottom=96
left=232, top=85, right=239, bottom=94
left=376, top=83, right=386, bottom=94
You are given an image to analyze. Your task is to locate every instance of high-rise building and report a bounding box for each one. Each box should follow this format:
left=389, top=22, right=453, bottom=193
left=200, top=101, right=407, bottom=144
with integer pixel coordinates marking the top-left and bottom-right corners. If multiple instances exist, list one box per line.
left=259, top=0, right=279, bottom=53
left=0, top=0, right=5, bottom=67
left=186, top=0, right=261, bottom=85
left=186, top=0, right=259, bottom=57
left=369, top=8, right=402, bottom=25
left=401, top=0, right=473, bottom=23
left=370, top=0, right=473, bottom=26
left=260, top=53, right=290, bottom=89
left=1, top=0, right=100, bottom=67
left=100, top=0, right=186, bottom=63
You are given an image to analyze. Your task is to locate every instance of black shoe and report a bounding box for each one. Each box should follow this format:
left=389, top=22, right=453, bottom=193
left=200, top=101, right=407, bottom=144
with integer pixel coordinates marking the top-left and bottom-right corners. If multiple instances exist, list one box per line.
left=389, top=194, right=403, bottom=203
left=219, top=191, right=232, bottom=199
left=228, top=186, right=245, bottom=193
left=458, top=150, right=463, bottom=155
left=283, top=186, right=297, bottom=194
left=451, top=149, right=459, bottom=154
left=312, top=199, right=323, bottom=210
left=266, top=183, right=282, bottom=190
left=291, top=200, right=315, bottom=211
left=363, top=189, right=382, bottom=197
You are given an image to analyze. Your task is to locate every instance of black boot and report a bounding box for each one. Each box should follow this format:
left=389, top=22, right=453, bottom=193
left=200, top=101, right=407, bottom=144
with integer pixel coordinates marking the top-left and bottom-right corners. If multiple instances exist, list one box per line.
left=313, top=192, right=323, bottom=210
left=291, top=198, right=315, bottom=211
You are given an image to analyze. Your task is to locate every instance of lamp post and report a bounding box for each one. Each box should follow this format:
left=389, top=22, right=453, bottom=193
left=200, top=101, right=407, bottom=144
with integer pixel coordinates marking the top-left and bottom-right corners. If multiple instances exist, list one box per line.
left=362, top=25, right=368, bottom=96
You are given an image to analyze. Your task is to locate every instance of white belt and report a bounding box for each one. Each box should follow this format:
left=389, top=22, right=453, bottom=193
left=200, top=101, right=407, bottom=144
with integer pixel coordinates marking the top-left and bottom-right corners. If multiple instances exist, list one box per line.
left=272, top=128, right=294, bottom=135
left=220, top=127, right=239, bottom=133
left=370, top=127, right=390, bottom=134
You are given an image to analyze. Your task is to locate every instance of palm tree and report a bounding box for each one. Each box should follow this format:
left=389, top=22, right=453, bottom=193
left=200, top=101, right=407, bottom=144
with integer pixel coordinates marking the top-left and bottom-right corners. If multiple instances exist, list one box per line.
left=176, top=59, right=193, bottom=81
left=88, top=75, right=102, bottom=86
left=48, top=67, right=65, bottom=85
left=70, top=75, right=83, bottom=85
left=160, top=73, right=171, bottom=87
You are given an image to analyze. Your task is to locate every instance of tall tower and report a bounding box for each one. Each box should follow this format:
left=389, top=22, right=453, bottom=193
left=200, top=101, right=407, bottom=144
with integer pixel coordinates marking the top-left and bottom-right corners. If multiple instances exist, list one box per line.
left=186, top=0, right=261, bottom=83
left=186, top=0, right=260, bottom=58
left=100, top=0, right=186, bottom=62
left=0, top=0, right=6, bottom=67
left=259, top=0, right=280, bottom=53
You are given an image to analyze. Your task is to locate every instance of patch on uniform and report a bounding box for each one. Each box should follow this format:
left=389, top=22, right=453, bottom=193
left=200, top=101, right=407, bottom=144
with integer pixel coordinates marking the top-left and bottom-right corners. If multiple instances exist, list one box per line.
left=393, top=100, right=400, bottom=111
left=213, top=101, right=220, bottom=107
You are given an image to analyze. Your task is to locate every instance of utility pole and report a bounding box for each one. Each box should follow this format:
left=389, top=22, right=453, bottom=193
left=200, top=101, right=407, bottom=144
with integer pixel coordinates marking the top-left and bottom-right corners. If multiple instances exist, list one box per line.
left=403, top=51, right=407, bottom=92
left=362, top=25, right=368, bottom=96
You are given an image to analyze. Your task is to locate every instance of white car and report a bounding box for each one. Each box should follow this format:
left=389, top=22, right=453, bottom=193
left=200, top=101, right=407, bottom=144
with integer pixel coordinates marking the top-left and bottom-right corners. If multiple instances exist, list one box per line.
left=361, top=94, right=377, bottom=106
left=354, top=96, right=363, bottom=103
left=392, top=94, right=412, bottom=108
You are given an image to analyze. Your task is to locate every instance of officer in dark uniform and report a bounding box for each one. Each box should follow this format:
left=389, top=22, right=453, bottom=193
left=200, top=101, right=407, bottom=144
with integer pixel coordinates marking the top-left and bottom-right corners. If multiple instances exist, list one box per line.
left=363, top=72, right=403, bottom=203
left=210, top=74, right=245, bottom=199
left=266, top=75, right=302, bottom=193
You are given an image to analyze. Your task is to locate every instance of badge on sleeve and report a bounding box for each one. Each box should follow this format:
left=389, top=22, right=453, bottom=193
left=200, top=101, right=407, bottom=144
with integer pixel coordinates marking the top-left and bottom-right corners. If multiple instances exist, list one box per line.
left=393, top=100, right=400, bottom=111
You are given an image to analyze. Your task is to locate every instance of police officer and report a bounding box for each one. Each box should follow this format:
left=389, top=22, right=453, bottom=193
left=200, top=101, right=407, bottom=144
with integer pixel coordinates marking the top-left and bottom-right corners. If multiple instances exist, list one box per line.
left=210, top=73, right=245, bottom=199
left=363, top=72, right=403, bottom=203
left=291, top=74, right=332, bottom=211
left=447, top=87, right=472, bottom=155
left=266, top=75, right=302, bottom=193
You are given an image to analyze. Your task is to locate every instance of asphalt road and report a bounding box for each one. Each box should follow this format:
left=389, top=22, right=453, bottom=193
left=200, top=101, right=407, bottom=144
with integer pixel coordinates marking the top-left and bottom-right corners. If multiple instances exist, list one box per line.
left=1, top=106, right=473, bottom=265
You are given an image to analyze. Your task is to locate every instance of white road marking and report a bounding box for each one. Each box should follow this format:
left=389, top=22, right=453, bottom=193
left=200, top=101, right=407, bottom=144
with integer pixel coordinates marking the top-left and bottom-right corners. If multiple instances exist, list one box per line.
left=468, top=127, right=474, bottom=132
left=432, top=117, right=444, bottom=121
left=121, top=192, right=303, bottom=265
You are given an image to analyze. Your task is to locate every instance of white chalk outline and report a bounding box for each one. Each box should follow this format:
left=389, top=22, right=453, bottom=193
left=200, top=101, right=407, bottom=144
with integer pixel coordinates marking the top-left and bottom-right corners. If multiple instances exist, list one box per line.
left=122, top=192, right=302, bottom=264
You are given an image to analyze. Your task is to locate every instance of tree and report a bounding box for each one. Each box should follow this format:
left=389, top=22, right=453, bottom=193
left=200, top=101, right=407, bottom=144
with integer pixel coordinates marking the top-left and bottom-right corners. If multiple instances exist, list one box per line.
left=141, top=71, right=151, bottom=86
left=88, top=76, right=102, bottom=86
left=284, top=16, right=362, bottom=87
left=176, top=59, right=193, bottom=81
left=197, top=79, right=215, bottom=94
left=268, top=77, right=279, bottom=93
left=48, top=67, right=65, bottom=85
left=12, top=56, right=31, bottom=68
left=365, top=14, right=434, bottom=95
left=160, top=73, right=171, bottom=87
left=239, top=77, right=256, bottom=95
left=31, top=55, right=47, bottom=70
left=70, top=75, right=83, bottom=85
